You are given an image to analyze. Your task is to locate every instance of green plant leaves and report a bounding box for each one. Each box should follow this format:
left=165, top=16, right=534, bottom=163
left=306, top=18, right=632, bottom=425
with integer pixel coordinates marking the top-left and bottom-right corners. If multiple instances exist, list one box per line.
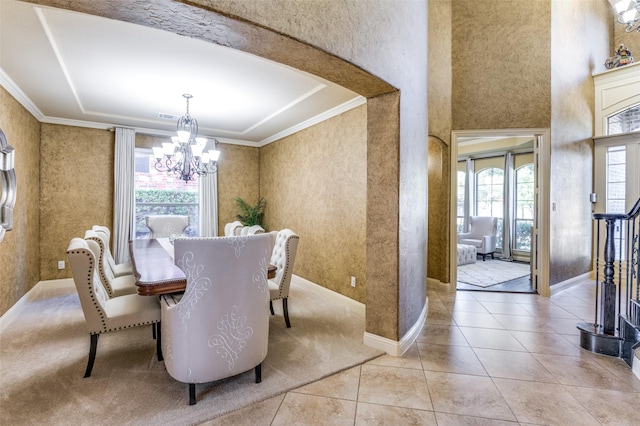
left=234, top=197, right=265, bottom=226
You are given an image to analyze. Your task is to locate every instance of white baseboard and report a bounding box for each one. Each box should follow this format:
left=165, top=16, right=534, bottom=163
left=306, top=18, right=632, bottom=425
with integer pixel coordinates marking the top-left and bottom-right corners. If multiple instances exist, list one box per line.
left=550, top=272, right=592, bottom=295
left=0, top=279, right=74, bottom=334
left=363, top=297, right=428, bottom=356
left=291, top=274, right=365, bottom=316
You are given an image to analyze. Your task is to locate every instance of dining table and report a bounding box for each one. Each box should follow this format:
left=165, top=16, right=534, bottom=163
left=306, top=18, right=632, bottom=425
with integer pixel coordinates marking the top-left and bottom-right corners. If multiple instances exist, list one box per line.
left=129, top=238, right=276, bottom=296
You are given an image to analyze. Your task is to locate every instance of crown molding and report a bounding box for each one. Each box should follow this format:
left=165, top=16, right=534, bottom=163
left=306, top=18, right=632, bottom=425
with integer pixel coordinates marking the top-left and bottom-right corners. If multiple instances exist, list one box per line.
left=258, top=95, right=366, bottom=146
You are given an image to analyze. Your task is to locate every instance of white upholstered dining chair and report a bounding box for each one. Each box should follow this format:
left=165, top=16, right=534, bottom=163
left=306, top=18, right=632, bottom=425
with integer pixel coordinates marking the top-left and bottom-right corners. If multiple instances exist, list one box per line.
left=145, top=215, right=189, bottom=238
left=268, top=229, right=299, bottom=328
left=66, top=238, right=161, bottom=378
left=241, top=224, right=265, bottom=235
left=161, top=234, right=272, bottom=405
left=92, top=225, right=133, bottom=277
left=84, top=230, right=137, bottom=298
left=224, top=220, right=243, bottom=236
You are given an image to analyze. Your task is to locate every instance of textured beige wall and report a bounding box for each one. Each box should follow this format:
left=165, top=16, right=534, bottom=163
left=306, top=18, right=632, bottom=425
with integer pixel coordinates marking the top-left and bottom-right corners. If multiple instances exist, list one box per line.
left=40, top=125, right=114, bottom=280
left=0, top=87, right=41, bottom=317
left=261, top=106, right=367, bottom=302
left=428, top=0, right=452, bottom=284
left=452, top=0, right=552, bottom=130
left=216, top=143, right=260, bottom=234
left=549, top=0, right=611, bottom=285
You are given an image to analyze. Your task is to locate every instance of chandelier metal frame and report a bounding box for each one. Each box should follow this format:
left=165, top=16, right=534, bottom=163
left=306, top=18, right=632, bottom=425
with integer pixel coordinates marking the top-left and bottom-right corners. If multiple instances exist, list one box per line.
left=610, top=0, right=640, bottom=32
left=153, top=94, right=220, bottom=182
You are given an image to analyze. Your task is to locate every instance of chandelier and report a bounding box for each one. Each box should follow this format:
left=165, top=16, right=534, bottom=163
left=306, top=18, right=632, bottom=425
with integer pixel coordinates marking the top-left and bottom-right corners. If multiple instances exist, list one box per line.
left=153, top=94, right=221, bottom=182
left=609, top=0, right=640, bottom=31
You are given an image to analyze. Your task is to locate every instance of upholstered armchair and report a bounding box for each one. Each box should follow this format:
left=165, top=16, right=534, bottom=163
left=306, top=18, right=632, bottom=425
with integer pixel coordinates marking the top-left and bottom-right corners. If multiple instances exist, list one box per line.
left=268, top=229, right=300, bottom=328
left=66, top=238, right=161, bottom=378
left=84, top=230, right=137, bottom=297
left=92, top=225, right=133, bottom=277
left=161, top=234, right=271, bottom=405
left=224, top=220, right=243, bottom=236
left=241, top=225, right=265, bottom=235
left=145, top=215, right=189, bottom=239
left=457, top=216, right=498, bottom=261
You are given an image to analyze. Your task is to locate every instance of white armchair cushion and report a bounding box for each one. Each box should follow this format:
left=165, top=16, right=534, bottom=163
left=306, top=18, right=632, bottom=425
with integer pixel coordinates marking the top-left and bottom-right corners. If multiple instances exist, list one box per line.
left=457, top=216, right=498, bottom=256
left=146, top=215, right=189, bottom=239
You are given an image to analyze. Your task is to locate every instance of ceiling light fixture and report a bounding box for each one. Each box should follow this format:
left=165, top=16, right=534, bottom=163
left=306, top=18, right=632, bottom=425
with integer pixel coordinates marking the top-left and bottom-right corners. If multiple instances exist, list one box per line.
left=153, top=94, right=221, bottom=182
left=609, top=0, right=640, bottom=31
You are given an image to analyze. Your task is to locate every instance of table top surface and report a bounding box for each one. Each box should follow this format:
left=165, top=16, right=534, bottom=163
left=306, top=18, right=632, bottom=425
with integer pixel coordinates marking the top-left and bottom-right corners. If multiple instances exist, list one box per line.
left=130, top=238, right=276, bottom=296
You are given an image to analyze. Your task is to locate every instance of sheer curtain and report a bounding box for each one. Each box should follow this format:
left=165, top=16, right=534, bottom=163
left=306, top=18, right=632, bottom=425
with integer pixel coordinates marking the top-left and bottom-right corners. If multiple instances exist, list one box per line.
left=113, top=127, right=135, bottom=263
left=501, top=152, right=515, bottom=261
left=199, top=171, right=219, bottom=237
left=463, top=159, right=474, bottom=232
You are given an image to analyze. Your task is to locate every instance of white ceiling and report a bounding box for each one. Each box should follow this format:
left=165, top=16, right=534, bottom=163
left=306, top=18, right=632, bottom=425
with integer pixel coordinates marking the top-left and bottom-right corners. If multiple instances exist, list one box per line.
left=0, top=1, right=364, bottom=146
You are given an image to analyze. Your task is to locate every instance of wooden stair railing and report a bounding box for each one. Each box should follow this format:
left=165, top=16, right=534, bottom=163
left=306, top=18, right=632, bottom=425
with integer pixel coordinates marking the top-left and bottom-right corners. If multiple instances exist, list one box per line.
left=577, top=197, right=640, bottom=368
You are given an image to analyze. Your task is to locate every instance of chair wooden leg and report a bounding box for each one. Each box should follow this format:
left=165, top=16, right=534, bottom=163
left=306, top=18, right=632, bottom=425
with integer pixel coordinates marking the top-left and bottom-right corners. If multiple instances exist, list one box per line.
left=155, top=322, right=163, bottom=362
left=152, top=323, right=156, bottom=340
left=84, top=334, right=99, bottom=378
left=283, top=298, right=291, bottom=328
left=255, top=363, right=262, bottom=383
left=269, top=300, right=274, bottom=315
left=189, top=383, right=196, bottom=405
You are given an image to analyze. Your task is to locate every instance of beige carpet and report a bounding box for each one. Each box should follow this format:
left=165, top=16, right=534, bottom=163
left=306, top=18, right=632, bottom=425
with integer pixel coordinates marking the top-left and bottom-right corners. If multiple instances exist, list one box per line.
left=457, top=259, right=531, bottom=287
left=0, top=277, right=382, bottom=425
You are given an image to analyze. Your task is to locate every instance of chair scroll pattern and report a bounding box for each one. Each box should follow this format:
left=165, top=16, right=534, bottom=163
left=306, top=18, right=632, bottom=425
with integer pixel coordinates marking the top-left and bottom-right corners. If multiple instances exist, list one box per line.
left=176, top=251, right=212, bottom=327
left=209, top=305, right=253, bottom=370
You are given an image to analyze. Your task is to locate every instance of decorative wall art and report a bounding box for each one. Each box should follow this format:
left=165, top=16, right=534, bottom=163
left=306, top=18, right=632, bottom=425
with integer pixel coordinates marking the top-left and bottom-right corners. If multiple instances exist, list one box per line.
left=0, top=129, right=16, bottom=242
left=605, top=44, right=635, bottom=69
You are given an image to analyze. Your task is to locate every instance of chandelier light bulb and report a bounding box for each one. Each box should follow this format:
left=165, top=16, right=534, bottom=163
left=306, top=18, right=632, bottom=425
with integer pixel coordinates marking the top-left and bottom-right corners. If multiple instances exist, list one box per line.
left=152, top=94, right=220, bottom=181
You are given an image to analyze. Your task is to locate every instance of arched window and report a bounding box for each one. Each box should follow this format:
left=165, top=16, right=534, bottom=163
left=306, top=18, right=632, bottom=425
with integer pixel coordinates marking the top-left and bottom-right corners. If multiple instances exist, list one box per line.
left=607, top=104, right=640, bottom=135
left=475, top=168, right=503, bottom=217
left=476, top=167, right=503, bottom=248
left=456, top=170, right=466, bottom=233
left=515, top=164, right=534, bottom=251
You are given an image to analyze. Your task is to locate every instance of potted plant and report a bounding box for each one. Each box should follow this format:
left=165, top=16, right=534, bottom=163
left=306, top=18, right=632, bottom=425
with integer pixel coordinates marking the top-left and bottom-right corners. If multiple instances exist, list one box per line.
left=234, top=197, right=266, bottom=226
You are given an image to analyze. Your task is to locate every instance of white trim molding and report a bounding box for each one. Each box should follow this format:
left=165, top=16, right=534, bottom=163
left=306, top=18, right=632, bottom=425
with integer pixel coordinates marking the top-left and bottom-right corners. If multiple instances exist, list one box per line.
left=363, top=297, right=428, bottom=356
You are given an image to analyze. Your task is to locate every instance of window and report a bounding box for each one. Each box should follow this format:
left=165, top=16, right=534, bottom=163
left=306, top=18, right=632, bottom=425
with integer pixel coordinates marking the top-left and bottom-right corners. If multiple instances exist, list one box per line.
left=134, top=148, right=199, bottom=239
left=607, top=104, right=640, bottom=135
left=606, top=146, right=626, bottom=214
left=476, top=167, right=503, bottom=247
left=515, top=164, right=534, bottom=251
left=456, top=170, right=466, bottom=233
left=606, top=146, right=626, bottom=260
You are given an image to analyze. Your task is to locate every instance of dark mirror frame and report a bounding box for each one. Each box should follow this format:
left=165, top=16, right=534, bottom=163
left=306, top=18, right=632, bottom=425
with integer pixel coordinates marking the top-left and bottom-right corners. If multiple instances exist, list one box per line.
left=0, top=129, right=16, bottom=242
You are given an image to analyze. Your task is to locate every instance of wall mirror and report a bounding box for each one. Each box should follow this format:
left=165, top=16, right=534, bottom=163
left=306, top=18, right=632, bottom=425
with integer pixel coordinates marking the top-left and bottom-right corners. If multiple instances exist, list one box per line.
left=0, top=129, right=16, bottom=242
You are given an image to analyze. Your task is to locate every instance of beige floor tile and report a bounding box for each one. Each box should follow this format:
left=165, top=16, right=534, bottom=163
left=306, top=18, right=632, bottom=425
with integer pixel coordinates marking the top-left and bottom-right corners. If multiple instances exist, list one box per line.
left=366, top=343, right=423, bottom=370
left=478, top=302, right=532, bottom=316
left=445, top=299, right=490, bottom=314
left=271, top=393, right=356, bottom=426
left=453, top=312, right=505, bottom=329
left=510, top=330, right=583, bottom=356
left=548, top=317, right=585, bottom=336
left=473, top=348, right=557, bottom=382
left=492, top=313, right=552, bottom=332
left=425, top=309, right=456, bottom=326
left=424, top=371, right=516, bottom=421
left=533, top=352, right=640, bottom=392
left=200, top=394, right=284, bottom=426
left=459, top=327, right=526, bottom=351
left=492, top=378, right=600, bottom=425
left=357, top=364, right=432, bottom=410
left=565, top=385, right=640, bottom=425
left=435, top=412, right=520, bottom=425
left=466, top=292, right=515, bottom=303
left=293, top=366, right=361, bottom=400
left=590, top=354, right=640, bottom=391
left=519, top=303, right=578, bottom=319
left=355, top=402, right=437, bottom=425
left=416, top=324, right=469, bottom=346
left=417, top=343, right=487, bottom=376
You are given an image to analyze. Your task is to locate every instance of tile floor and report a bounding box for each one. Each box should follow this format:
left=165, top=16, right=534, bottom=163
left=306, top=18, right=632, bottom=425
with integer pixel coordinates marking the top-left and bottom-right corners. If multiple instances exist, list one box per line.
left=202, top=280, right=640, bottom=425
